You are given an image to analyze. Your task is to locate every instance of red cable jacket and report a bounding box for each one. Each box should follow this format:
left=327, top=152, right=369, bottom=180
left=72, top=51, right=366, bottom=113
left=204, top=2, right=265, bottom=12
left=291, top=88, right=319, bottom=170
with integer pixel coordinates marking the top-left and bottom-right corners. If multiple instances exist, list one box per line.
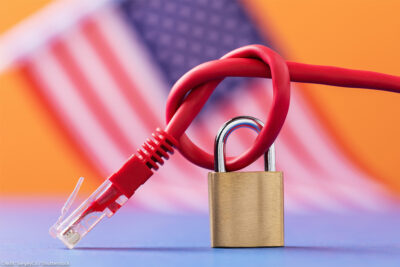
left=164, top=45, right=400, bottom=171
left=287, top=61, right=400, bottom=93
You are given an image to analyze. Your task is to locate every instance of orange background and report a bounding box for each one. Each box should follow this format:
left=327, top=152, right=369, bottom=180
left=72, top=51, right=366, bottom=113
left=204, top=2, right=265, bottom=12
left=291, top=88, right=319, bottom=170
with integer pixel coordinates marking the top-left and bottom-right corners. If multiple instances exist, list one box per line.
left=1, top=0, right=399, bottom=195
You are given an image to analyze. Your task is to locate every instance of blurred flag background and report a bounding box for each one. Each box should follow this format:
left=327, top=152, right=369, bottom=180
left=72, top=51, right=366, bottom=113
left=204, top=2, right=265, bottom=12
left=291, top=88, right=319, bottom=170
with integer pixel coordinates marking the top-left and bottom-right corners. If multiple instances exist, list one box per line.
left=1, top=0, right=399, bottom=213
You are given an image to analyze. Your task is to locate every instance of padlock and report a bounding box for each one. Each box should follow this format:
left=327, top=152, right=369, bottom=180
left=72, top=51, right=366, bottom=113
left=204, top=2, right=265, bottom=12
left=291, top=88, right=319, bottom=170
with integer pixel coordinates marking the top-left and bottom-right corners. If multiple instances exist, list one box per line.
left=208, top=116, right=284, bottom=247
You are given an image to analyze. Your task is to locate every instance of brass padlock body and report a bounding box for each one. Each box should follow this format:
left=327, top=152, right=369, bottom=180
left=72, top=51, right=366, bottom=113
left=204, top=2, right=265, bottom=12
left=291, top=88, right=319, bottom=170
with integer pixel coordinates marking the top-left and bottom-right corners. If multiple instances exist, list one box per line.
left=208, top=171, right=284, bottom=247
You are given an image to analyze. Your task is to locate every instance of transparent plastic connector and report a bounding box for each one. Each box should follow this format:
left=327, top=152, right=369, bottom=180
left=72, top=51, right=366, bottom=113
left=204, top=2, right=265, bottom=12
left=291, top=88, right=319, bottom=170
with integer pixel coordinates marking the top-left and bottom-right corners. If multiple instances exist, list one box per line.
left=49, top=177, right=128, bottom=249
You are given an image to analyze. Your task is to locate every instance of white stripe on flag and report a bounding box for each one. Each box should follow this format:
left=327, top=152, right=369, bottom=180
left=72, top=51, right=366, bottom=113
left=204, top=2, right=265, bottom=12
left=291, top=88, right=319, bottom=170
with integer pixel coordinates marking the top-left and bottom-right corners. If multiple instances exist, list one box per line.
left=65, top=27, right=149, bottom=149
left=29, top=48, right=126, bottom=174
left=0, top=0, right=114, bottom=72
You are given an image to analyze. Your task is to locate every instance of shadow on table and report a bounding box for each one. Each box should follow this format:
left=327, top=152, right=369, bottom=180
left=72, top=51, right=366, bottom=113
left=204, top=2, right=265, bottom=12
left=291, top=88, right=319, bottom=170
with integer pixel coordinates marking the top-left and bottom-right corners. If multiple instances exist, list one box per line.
left=77, top=247, right=211, bottom=252
left=285, top=246, right=399, bottom=256
left=76, top=245, right=399, bottom=255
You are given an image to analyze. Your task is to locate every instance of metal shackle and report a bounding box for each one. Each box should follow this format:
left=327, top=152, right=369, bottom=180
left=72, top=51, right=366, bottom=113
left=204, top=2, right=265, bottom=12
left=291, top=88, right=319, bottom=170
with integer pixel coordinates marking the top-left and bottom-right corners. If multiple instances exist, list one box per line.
left=214, top=116, right=276, bottom=172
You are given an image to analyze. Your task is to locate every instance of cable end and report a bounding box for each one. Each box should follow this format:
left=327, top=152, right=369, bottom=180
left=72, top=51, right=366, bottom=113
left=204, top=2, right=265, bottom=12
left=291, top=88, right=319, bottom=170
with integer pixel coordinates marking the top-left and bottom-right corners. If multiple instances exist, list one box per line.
left=49, top=179, right=128, bottom=249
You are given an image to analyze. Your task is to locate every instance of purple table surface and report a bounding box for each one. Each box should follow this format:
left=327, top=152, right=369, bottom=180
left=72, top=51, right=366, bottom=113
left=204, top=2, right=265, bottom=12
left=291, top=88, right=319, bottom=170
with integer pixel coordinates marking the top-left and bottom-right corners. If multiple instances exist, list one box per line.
left=0, top=197, right=399, bottom=267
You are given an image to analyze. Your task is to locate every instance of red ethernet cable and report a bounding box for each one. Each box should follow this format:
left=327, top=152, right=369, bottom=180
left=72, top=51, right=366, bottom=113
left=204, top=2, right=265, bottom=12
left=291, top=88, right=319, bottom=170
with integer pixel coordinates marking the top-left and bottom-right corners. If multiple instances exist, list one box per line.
left=49, top=45, right=400, bottom=249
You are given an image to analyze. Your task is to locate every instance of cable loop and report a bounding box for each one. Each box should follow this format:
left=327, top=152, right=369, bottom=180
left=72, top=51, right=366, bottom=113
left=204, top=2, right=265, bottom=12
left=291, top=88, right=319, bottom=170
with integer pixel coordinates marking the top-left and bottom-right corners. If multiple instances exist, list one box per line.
left=165, top=45, right=290, bottom=171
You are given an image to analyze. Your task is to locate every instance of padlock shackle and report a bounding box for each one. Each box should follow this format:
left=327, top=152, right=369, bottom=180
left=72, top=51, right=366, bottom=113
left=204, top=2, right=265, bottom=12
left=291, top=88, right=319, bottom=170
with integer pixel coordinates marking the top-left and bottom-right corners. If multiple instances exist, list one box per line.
left=214, top=116, right=276, bottom=172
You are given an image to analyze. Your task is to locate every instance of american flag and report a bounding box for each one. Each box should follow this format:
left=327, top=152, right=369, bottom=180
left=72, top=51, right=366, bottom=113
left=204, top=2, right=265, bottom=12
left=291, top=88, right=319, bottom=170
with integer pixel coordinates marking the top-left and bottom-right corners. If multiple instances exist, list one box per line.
left=0, top=0, right=395, bottom=212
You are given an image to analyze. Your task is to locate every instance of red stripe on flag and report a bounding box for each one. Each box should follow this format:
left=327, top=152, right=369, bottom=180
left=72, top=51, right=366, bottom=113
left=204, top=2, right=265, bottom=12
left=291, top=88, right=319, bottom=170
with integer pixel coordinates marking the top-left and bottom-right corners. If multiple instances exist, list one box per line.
left=82, top=18, right=161, bottom=131
left=51, top=39, right=134, bottom=156
left=21, top=62, right=105, bottom=177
